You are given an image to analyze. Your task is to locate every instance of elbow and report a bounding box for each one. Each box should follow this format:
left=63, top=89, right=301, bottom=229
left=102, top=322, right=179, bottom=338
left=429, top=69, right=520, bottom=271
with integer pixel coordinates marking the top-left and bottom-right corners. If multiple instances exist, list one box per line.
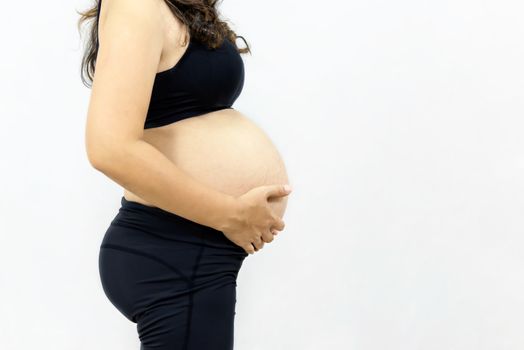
left=88, top=157, right=106, bottom=172
left=86, top=148, right=112, bottom=171
left=86, top=139, right=135, bottom=173
left=85, top=138, right=121, bottom=172
left=85, top=132, right=138, bottom=172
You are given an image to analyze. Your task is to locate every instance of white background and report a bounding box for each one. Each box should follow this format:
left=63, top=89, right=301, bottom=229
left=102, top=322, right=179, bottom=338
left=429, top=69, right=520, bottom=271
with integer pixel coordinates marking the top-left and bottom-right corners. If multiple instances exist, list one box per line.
left=1, top=0, right=524, bottom=349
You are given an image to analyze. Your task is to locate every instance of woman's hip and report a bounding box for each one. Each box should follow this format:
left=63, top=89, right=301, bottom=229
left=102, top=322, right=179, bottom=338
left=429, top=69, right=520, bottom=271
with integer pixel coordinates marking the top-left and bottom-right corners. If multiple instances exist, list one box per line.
left=98, top=196, right=248, bottom=323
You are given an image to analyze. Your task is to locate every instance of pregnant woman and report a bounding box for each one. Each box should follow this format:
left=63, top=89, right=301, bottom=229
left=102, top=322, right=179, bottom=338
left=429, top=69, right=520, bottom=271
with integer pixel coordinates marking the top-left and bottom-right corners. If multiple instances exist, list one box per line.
left=79, top=0, right=291, bottom=348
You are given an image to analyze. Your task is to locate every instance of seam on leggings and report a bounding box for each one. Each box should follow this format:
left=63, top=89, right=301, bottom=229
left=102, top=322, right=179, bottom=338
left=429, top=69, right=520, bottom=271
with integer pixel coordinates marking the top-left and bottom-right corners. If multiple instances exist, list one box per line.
left=182, top=237, right=206, bottom=350
left=100, top=243, right=190, bottom=283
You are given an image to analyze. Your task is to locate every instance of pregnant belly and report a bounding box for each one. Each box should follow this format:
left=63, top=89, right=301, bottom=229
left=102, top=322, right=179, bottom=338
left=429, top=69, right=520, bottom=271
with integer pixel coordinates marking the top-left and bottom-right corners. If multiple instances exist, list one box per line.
left=123, top=108, right=289, bottom=219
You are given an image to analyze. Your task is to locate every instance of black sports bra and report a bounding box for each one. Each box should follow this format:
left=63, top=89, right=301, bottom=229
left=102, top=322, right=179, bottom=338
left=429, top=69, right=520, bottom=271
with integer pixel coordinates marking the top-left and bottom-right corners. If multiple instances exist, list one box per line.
left=96, top=1, right=245, bottom=129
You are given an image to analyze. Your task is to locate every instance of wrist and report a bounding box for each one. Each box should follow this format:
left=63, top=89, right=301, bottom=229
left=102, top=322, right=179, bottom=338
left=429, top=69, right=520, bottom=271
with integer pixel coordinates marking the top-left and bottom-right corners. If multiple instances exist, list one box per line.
left=212, top=193, right=239, bottom=232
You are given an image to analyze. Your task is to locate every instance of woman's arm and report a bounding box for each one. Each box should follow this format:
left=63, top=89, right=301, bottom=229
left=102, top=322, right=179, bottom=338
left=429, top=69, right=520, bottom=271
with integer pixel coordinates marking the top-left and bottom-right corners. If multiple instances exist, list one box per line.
left=85, top=0, right=235, bottom=231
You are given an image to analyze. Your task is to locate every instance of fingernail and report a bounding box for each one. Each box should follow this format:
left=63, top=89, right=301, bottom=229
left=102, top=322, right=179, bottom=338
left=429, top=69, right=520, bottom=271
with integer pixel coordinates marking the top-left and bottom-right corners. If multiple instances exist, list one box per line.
left=284, top=184, right=292, bottom=192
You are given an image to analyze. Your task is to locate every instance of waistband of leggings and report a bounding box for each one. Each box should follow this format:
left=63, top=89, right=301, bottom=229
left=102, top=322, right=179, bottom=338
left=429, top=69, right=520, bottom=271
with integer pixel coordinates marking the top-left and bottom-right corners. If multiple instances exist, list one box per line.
left=109, top=196, right=245, bottom=252
left=117, top=196, right=222, bottom=236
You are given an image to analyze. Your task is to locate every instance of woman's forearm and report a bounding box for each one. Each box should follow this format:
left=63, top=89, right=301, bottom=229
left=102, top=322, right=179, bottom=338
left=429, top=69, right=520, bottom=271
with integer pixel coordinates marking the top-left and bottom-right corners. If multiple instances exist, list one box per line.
left=88, top=138, right=236, bottom=231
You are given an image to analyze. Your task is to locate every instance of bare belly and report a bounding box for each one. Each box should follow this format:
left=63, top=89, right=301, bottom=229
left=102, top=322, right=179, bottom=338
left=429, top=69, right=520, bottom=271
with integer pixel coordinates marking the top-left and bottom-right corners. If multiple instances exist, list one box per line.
left=124, top=108, right=289, bottom=219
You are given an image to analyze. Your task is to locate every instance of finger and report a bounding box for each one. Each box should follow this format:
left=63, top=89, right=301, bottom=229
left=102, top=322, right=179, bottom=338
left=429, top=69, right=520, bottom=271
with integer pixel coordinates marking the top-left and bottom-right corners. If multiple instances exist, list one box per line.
left=245, top=244, right=255, bottom=254
left=252, top=237, right=264, bottom=250
left=261, top=230, right=274, bottom=243
left=272, top=217, right=285, bottom=231
left=265, top=184, right=292, bottom=199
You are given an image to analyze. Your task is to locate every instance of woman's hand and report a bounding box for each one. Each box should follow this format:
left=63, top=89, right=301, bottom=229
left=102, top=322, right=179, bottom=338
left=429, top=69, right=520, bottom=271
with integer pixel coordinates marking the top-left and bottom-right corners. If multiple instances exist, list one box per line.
left=220, top=184, right=292, bottom=254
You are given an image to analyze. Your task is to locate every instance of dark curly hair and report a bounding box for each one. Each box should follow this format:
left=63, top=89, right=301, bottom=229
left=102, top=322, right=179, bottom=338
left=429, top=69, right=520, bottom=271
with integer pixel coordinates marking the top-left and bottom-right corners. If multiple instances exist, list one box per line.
left=76, top=0, right=251, bottom=88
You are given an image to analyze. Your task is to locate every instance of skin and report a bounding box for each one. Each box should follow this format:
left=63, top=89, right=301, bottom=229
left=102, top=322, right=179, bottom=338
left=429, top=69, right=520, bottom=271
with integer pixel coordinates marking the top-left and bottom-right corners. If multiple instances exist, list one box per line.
left=85, top=0, right=291, bottom=254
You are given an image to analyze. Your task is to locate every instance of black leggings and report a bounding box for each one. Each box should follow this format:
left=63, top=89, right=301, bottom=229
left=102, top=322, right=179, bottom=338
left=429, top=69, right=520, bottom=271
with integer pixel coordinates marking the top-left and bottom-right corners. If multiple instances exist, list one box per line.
left=98, top=196, right=249, bottom=349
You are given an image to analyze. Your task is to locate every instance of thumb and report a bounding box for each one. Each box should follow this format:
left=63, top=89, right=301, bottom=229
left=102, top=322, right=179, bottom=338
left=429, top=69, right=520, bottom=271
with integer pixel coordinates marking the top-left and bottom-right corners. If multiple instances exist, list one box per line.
left=265, top=184, right=292, bottom=199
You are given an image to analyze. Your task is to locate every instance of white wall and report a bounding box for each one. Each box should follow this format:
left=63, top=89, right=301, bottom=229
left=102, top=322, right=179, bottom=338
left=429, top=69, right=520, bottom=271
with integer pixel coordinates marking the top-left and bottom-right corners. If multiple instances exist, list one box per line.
left=1, top=0, right=523, bottom=349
